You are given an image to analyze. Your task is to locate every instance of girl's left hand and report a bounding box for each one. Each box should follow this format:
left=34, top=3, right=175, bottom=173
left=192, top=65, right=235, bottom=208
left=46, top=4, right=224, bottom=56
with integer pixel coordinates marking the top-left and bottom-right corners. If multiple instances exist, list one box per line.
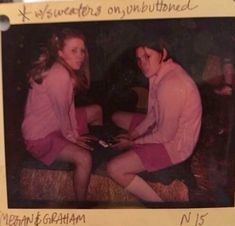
left=111, top=137, right=133, bottom=151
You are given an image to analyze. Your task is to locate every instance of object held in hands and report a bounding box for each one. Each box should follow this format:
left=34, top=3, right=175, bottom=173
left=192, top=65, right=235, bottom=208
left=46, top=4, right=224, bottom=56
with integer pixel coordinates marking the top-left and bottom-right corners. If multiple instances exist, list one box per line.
left=98, top=139, right=110, bottom=148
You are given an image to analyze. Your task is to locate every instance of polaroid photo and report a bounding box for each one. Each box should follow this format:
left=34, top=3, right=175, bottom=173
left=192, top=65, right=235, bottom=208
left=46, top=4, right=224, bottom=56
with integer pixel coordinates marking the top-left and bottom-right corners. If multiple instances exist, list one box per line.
left=0, top=0, right=235, bottom=226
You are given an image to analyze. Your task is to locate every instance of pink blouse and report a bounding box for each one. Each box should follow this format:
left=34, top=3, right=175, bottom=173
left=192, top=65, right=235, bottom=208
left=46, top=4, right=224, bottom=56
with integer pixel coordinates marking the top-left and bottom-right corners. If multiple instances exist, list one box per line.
left=134, top=59, right=202, bottom=164
left=22, top=63, right=78, bottom=143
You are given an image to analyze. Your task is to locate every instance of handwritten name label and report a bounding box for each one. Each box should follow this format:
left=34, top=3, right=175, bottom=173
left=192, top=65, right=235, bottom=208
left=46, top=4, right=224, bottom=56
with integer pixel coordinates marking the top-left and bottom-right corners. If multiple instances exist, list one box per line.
left=180, top=211, right=209, bottom=226
left=0, top=211, right=86, bottom=226
left=17, top=0, right=199, bottom=22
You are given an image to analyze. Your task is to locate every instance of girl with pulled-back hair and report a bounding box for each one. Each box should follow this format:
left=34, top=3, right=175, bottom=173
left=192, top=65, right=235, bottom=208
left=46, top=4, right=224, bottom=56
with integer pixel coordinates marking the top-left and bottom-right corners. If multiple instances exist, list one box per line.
left=22, top=28, right=103, bottom=201
left=107, top=36, right=202, bottom=203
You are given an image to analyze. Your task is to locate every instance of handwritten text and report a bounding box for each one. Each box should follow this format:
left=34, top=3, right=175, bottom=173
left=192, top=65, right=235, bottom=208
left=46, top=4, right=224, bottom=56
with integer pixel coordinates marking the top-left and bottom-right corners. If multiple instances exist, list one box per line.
left=180, top=211, right=209, bottom=226
left=18, top=0, right=199, bottom=22
left=108, top=0, right=198, bottom=19
left=18, top=3, right=102, bottom=22
left=0, top=211, right=86, bottom=226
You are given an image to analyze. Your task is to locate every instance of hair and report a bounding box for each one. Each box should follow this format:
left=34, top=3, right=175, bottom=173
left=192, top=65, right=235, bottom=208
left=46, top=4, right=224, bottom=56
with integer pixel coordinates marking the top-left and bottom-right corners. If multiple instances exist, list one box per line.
left=27, top=28, right=90, bottom=92
left=136, top=35, right=171, bottom=62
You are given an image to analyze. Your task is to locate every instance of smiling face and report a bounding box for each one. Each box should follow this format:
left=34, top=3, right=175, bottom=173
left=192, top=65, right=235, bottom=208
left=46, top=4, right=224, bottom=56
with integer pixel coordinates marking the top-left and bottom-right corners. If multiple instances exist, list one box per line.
left=58, top=37, right=86, bottom=70
left=136, top=46, right=163, bottom=78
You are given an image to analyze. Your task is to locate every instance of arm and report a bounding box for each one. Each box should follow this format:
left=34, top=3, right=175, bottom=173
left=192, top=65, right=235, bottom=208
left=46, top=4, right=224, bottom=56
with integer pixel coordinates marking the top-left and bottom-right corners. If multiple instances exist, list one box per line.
left=130, top=83, right=157, bottom=139
left=130, top=108, right=156, bottom=139
left=45, top=65, right=78, bottom=143
left=134, top=76, right=185, bottom=144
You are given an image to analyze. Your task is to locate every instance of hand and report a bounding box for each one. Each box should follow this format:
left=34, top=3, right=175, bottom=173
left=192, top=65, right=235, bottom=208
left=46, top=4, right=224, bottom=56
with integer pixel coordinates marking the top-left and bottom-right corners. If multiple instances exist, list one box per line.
left=111, top=136, right=133, bottom=151
left=115, top=132, right=134, bottom=140
left=115, top=133, right=130, bottom=139
left=115, top=130, right=139, bottom=141
left=76, top=135, right=97, bottom=151
left=77, top=134, right=97, bottom=143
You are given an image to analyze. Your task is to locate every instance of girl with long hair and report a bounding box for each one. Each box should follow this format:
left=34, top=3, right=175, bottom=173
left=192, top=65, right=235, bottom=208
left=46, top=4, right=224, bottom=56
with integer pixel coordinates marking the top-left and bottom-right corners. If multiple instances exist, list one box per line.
left=22, top=28, right=103, bottom=201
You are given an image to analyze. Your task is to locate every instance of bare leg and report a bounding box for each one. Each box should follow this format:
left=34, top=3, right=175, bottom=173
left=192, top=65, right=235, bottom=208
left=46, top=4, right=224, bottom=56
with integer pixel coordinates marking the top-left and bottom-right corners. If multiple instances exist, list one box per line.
left=85, top=104, right=103, bottom=126
left=111, top=111, right=136, bottom=130
left=107, top=150, right=143, bottom=186
left=107, top=150, right=162, bottom=202
left=56, top=144, right=92, bottom=201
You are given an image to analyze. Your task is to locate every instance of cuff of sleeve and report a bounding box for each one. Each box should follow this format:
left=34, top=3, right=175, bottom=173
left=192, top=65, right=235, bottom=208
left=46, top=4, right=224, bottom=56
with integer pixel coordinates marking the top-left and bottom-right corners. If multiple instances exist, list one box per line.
left=133, top=127, right=144, bottom=137
left=66, top=133, right=77, bottom=143
left=130, top=130, right=140, bottom=140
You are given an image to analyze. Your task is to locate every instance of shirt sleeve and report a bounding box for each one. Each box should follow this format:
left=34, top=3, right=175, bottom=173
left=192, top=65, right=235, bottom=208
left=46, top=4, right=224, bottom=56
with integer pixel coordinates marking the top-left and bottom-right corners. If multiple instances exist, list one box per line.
left=132, top=108, right=156, bottom=137
left=134, top=76, right=185, bottom=144
left=45, top=66, right=78, bottom=143
left=132, top=83, right=156, bottom=137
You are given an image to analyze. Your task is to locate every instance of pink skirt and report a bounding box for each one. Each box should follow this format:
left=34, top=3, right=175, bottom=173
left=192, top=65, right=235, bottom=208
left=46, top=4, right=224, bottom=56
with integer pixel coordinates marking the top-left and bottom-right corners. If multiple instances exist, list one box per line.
left=129, top=113, right=172, bottom=172
left=25, top=107, right=88, bottom=165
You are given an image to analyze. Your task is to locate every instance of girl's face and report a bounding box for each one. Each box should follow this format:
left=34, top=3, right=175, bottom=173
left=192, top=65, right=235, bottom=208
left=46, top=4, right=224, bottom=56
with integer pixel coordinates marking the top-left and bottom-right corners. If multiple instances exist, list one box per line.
left=136, top=46, right=163, bottom=78
left=58, top=37, right=86, bottom=70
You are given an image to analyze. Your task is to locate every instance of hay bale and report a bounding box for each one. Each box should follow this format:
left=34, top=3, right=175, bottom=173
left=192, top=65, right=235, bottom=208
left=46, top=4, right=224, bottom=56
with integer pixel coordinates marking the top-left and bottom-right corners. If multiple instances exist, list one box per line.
left=150, top=180, right=189, bottom=201
left=20, top=168, right=75, bottom=201
left=88, top=175, right=188, bottom=202
left=87, top=174, right=137, bottom=201
left=20, top=168, right=189, bottom=202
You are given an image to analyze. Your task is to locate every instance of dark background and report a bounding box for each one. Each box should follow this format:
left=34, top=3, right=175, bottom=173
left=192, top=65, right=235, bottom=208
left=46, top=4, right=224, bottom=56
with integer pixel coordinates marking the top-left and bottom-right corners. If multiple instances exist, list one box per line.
left=2, top=18, right=235, bottom=208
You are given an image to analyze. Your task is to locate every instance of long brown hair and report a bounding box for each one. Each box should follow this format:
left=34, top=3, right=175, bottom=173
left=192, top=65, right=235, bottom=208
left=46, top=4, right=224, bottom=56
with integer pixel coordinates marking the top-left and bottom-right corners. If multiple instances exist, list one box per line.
left=27, top=28, right=90, bottom=92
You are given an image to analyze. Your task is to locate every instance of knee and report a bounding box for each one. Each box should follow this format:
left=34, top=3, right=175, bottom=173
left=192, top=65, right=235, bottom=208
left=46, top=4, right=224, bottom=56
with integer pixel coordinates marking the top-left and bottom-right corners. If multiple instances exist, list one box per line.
left=81, top=151, right=92, bottom=169
left=75, top=149, right=92, bottom=170
left=94, top=104, right=103, bottom=118
left=111, top=111, right=121, bottom=125
left=106, top=159, right=123, bottom=180
left=91, top=104, right=103, bottom=122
